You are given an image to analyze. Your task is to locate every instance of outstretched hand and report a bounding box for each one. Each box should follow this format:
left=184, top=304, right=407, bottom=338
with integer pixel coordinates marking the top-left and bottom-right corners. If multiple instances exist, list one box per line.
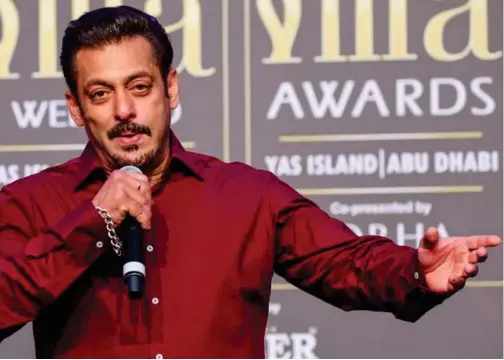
left=418, top=227, right=501, bottom=295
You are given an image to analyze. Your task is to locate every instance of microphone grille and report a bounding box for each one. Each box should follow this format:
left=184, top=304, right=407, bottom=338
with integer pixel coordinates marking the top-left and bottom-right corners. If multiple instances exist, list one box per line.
left=120, top=165, right=143, bottom=175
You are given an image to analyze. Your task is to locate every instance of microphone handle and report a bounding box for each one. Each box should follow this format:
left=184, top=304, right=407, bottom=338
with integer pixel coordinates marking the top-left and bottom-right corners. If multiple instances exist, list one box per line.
left=122, top=216, right=145, bottom=299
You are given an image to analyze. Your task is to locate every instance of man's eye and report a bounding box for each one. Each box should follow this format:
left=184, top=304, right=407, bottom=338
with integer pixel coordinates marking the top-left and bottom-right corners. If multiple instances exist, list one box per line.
left=134, top=84, right=151, bottom=90
left=132, top=83, right=152, bottom=95
left=91, top=90, right=106, bottom=99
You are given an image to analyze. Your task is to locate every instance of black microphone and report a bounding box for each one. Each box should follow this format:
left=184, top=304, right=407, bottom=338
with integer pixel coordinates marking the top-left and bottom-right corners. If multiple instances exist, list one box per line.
left=120, top=165, right=146, bottom=300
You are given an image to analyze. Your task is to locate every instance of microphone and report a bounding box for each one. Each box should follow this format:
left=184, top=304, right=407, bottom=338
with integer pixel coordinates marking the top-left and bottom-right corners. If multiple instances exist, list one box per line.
left=120, top=165, right=146, bottom=300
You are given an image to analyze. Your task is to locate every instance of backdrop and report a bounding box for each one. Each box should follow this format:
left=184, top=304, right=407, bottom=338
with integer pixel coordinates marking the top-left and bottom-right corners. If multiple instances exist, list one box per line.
left=0, top=0, right=502, bottom=358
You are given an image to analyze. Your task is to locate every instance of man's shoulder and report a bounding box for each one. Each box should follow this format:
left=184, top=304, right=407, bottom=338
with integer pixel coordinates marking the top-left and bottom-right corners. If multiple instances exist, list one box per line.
left=189, top=151, right=307, bottom=210
left=188, top=151, right=275, bottom=188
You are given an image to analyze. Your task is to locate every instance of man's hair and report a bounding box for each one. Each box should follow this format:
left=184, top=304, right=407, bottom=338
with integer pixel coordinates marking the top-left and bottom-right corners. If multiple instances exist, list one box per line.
left=60, top=6, right=174, bottom=98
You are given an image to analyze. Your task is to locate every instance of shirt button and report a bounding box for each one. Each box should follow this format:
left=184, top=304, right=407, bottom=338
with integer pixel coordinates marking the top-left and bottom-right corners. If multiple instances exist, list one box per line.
left=147, top=245, right=154, bottom=252
left=414, top=272, right=419, bottom=280
left=155, top=354, right=163, bottom=359
left=152, top=297, right=159, bottom=305
left=96, top=241, right=103, bottom=248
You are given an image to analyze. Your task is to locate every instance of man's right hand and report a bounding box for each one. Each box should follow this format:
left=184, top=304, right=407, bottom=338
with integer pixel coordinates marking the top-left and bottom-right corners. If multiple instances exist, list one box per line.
left=91, top=170, right=152, bottom=229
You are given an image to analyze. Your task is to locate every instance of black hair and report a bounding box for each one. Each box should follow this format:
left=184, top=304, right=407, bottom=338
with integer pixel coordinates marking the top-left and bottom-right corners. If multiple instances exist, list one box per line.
left=60, top=5, right=174, bottom=98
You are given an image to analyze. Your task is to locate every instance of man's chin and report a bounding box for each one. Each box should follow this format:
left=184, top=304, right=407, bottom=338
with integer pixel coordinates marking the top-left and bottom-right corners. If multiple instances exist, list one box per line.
left=120, top=144, right=141, bottom=153
left=110, top=148, right=156, bottom=170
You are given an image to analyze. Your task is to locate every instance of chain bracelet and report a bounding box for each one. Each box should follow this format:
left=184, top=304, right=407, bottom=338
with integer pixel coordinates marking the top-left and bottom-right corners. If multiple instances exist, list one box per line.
left=95, top=206, right=123, bottom=256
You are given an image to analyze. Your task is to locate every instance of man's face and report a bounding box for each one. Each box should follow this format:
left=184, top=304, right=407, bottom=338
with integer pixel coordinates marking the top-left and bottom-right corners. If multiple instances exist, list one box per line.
left=66, top=35, right=179, bottom=170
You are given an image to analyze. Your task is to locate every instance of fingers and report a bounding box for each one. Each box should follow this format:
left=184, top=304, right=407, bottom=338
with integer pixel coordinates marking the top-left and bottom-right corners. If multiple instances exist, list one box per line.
left=420, top=227, right=439, bottom=250
left=448, top=263, right=479, bottom=292
left=448, top=274, right=466, bottom=291
left=113, top=170, right=152, bottom=202
left=468, top=247, right=488, bottom=264
left=121, top=194, right=152, bottom=230
left=464, top=263, right=479, bottom=278
left=120, top=180, right=151, bottom=206
left=117, top=180, right=152, bottom=230
left=94, top=170, right=153, bottom=230
left=445, top=236, right=500, bottom=293
left=113, top=171, right=150, bottom=193
left=450, top=254, right=467, bottom=284
left=467, top=235, right=502, bottom=250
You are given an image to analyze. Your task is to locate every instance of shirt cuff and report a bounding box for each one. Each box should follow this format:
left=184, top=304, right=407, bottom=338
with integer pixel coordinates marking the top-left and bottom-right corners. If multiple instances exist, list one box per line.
left=393, top=249, right=449, bottom=322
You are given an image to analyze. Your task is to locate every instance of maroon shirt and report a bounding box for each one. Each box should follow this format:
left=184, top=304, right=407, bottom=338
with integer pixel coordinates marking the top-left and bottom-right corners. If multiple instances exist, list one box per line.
left=0, top=131, right=445, bottom=358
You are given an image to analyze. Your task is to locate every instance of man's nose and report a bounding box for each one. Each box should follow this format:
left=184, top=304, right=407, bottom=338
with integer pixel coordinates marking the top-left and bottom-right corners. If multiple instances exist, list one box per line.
left=114, top=90, right=136, bottom=121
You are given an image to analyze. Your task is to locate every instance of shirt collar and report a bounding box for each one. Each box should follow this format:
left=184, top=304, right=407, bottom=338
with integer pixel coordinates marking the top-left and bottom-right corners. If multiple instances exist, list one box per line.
left=168, top=131, right=205, bottom=181
left=73, top=130, right=204, bottom=191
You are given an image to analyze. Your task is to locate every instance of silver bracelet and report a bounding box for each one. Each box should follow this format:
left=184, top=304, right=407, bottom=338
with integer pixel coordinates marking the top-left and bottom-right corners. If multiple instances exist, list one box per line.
left=95, top=206, right=123, bottom=256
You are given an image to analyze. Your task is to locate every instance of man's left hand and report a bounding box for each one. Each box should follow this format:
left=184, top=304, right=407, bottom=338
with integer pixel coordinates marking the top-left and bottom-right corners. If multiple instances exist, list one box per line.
left=418, top=227, right=502, bottom=295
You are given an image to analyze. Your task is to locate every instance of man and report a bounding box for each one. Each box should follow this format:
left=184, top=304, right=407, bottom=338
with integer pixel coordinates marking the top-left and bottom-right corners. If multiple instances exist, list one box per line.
left=0, top=5, right=500, bottom=359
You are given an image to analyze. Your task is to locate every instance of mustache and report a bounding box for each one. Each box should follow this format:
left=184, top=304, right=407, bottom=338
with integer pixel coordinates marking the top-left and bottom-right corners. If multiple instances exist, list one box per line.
left=107, top=122, right=151, bottom=139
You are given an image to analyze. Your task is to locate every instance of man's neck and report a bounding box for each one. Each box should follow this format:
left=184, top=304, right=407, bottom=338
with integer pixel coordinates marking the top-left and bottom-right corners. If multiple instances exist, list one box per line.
left=145, top=137, right=171, bottom=187
left=147, top=152, right=170, bottom=187
left=100, top=144, right=171, bottom=188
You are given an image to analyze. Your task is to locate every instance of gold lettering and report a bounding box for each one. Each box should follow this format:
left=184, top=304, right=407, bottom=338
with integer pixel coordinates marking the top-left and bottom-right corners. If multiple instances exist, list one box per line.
left=104, top=0, right=122, bottom=6
left=314, top=0, right=346, bottom=62
left=73, top=0, right=124, bottom=19
left=31, top=0, right=163, bottom=80
left=72, top=0, right=90, bottom=18
left=144, top=0, right=162, bottom=17
left=32, top=0, right=125, bottom=79
left=32, top=0, right=59, bottom=78
left=161, top=0, right=215, bottom=77
left=424, top=0, right=502, bottom=61
left=316, top=0, right=390, bottom=63
left=348, top=0, right=380, bottom=61
left=256, top=0, right=302, bottom=64
left=382, top=0, right=417, bottom=61
left=0, top=0, right=20, bottom=79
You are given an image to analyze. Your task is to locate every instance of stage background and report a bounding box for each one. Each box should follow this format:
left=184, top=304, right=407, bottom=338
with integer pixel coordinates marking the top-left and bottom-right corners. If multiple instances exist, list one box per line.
left=0, top=0, right=502, bottom=358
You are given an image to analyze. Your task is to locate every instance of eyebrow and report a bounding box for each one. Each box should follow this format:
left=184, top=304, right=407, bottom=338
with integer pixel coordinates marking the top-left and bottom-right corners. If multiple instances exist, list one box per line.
left=83, top=71, right=154, bottom=93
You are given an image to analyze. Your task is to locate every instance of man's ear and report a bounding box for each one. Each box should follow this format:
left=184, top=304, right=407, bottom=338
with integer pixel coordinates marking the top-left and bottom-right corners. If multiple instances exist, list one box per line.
left=166, top=68, right=179, bottom=110
left=65, top=90, right=85, bottom=127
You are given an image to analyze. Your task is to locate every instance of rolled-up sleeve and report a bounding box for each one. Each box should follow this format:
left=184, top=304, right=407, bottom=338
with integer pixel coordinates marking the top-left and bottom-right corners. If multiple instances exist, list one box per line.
left=268, top=173, right=447, bottom=322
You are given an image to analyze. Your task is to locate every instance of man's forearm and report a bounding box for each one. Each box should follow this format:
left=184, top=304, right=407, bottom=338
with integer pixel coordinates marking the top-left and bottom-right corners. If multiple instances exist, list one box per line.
left=0, top=200, right=108, bottom=330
